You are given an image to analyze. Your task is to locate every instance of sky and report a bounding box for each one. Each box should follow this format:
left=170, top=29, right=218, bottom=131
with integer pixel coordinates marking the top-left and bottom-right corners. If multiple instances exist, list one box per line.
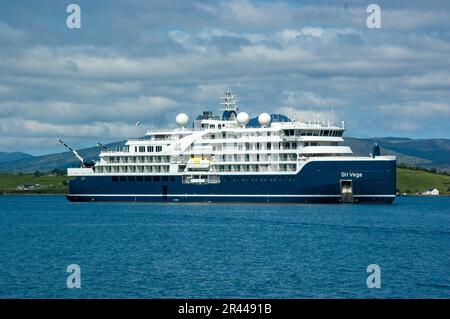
left=0, top=0, right=449, bottom=155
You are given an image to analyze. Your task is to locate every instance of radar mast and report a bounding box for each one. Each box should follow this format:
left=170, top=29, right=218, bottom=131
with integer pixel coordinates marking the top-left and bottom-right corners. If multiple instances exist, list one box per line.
left=220, top=89, right=239, bottom=121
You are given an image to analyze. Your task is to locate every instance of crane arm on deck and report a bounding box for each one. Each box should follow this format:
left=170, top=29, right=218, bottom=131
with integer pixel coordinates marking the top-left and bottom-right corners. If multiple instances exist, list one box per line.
left=58, top=138, right=86, bottom=165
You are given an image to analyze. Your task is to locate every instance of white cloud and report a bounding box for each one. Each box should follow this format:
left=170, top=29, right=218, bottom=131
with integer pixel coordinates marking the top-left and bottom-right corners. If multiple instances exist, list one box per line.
left=219, top=0, right=295, bottom=26
left=193, top=84, right=229, bottom=102
left=0, top=84, right=12, bottom=94
left=276, top=106, right=339, bottom=124
left=0, top=22, right=24, bottom=42
left=378, top=101, right=450, bottom=118
left=0, top=96, right=178, bottom=126
left=1, top=0, right=450, bottom=154
left=382, top=9, right=450, bottom=30
left=281, top=91, right=343, bottom=108
left=168, top=30, right=208, bottom=53
left=406, top=72, right=450, bottom=90
left=0, top=119, right=146, bottom=140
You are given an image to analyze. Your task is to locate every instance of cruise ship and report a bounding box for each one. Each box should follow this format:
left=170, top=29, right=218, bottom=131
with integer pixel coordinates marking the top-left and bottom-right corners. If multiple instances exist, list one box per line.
left=64, top=90, right=396, bottom=203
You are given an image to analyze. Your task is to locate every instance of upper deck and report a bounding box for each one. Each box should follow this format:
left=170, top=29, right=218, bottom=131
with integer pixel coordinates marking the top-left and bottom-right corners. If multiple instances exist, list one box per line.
left=67, top=90, right=376, bottom=177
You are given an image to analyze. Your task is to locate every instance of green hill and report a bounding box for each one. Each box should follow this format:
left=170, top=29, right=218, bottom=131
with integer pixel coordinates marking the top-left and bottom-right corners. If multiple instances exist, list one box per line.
left=397, top=168, right=450, bottom=195
left=346, top=137, right=450, bottom=172
left=0, top=141, right=125, bottom=173
left=0, top=173, right=71, bottom=194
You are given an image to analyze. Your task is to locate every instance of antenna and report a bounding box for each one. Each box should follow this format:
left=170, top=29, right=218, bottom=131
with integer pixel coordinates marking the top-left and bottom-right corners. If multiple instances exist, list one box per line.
left=219, top=89, right=239, bottom=112
left=331, top=104, right=334, bottom=125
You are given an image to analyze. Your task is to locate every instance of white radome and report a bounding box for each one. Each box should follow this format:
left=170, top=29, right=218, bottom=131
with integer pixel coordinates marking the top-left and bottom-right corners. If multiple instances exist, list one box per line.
left=176, top=113, right=189, bottom=127
left=258, top=112, right=271, bottom=127
left=236, top=112, right=250, bottom=126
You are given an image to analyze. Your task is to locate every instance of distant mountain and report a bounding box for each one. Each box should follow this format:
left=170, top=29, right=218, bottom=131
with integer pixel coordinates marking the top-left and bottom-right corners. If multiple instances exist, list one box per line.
left=0, top=152, right=34, bottom=163
left=345, top=137, right=450, bottom=172
left=0, top=141, right=124, bottom=173
left=0, top=133, right=449, bottom=173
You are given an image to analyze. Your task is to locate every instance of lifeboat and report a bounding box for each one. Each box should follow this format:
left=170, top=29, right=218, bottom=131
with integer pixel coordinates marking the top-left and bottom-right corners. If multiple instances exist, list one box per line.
left=186, top=157, right=211, bottom=171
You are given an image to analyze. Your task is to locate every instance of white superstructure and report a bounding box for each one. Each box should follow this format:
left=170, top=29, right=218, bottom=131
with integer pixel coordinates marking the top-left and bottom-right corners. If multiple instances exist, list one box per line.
left=69, top=90, right=358, bottom=179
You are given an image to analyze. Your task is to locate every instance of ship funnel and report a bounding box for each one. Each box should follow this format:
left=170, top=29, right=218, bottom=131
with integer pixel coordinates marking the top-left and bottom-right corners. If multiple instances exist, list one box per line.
left=372, top=142, right=381, bottom=158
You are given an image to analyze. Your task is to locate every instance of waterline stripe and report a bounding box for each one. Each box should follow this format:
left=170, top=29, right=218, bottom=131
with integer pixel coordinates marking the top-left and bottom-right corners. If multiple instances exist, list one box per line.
left=69, top=194, right=395, bottom=198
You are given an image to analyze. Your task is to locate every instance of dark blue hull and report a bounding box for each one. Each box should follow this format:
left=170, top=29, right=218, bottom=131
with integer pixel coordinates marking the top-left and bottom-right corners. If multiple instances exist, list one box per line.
left=67, top=159, right=396, bottom=204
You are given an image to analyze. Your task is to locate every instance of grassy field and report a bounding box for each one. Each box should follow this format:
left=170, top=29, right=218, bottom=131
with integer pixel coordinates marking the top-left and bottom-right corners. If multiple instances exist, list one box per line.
left=0, top=168, right=449, bottom=195
left=0, top=174, right=71, bottom=194
left=397, top=168, right=450, bottom=195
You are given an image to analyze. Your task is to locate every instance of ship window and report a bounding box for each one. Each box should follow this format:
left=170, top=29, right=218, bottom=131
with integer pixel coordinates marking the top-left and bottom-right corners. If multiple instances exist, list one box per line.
left=120, top=176, right=127, bottom=182
left=154, top=176, right=160, bottom=182
left=112, top=176, right=118, bottom=182
left=145, top=176, right=152, bottom=182
left=156, top=146, right=162, bottom=152
left=134, top=146, right=138, bottom=152
left=136, top=176, right=143, bottom=182
left=128, top=176, right=135, bottom=182
left=267, top=143, right=271, bottom=150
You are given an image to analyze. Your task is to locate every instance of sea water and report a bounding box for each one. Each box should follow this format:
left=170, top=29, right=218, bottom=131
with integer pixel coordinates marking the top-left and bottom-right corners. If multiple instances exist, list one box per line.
left=0, top=196, right=448, bottom=298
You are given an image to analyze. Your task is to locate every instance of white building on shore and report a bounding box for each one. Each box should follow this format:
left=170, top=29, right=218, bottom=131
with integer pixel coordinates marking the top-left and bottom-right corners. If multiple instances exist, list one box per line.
left=422, top=188, right=439, bottom=195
